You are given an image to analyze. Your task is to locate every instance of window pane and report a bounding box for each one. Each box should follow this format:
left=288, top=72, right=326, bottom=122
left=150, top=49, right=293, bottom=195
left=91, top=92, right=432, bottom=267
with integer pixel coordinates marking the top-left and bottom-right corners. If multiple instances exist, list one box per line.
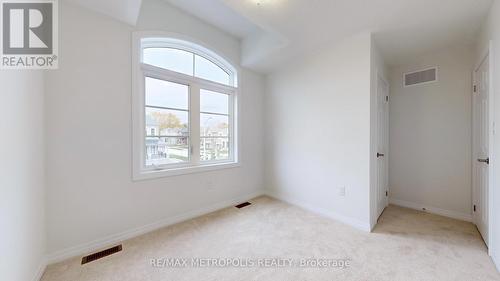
left=143, top=48, right=193, bottom=76
left=200, top=89, right=229, bottom=114
left=200, top=138, right=230, bottom=161
left=146, top=107, right=188, bottom=136
left=201, top=113, right=229, bottom=137
left=145, top=99, right=189, bottom=166
left=145, top=137, right=189, bottom=166
left=195, top=55, right=230, bottom=85
left=145, top=77, right=188, bottom=110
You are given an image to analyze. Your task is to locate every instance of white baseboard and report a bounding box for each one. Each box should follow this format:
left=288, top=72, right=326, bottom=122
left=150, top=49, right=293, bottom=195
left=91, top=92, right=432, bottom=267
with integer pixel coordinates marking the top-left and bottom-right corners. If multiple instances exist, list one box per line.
left=46, top=190, right=265, bottom=264
left=265, top=190, right=371, bottom=232
left=389, top=198, right=472, bottom=222
left=32, top=257, right=47, bottom=281
left=492, top=252, right=500, bottom=273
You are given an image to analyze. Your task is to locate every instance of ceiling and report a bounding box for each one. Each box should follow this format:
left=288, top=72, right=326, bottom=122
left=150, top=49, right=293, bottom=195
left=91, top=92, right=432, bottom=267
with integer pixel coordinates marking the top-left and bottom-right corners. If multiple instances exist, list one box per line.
left=165, top=0, right=259, bottom=39
left=167, top=0, right=492, bottom=72
left=65, top=0, right=493, bottom=73
left=64, top=0, right=143, bottom=26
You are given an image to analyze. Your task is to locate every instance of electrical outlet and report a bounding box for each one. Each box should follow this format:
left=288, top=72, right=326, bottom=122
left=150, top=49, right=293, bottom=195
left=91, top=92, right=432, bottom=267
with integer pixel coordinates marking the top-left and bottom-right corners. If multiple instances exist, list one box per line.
left=338, top=186, right=346, bottom=197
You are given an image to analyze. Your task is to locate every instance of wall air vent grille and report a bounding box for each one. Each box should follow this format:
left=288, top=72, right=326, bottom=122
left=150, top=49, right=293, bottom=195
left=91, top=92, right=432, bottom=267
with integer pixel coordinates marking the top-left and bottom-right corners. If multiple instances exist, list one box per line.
left=404, top=67, right=437, bottom=87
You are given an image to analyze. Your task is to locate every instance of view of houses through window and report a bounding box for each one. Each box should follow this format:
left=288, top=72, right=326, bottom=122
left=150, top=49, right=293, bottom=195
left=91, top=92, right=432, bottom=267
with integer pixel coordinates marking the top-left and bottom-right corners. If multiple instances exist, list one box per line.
left=145, top=77, right=189, bottom=166
left=137, top=40, right=237, bottom=172
left=200, top=89, right=230, bottom=161
left=145, top=86, right=231, bottom=165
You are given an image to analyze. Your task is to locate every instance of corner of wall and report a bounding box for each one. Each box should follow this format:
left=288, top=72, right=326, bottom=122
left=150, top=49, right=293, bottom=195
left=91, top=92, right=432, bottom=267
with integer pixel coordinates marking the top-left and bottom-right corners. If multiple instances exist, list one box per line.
left=32, top=258, right=47, bottom=281
left=265, top=190, right=372, bottom=232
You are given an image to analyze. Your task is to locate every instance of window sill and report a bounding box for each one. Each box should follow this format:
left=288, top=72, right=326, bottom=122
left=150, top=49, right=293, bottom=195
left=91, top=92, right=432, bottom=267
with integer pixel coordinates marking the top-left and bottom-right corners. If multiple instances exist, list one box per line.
left=133, top=162, right=240, bottom=181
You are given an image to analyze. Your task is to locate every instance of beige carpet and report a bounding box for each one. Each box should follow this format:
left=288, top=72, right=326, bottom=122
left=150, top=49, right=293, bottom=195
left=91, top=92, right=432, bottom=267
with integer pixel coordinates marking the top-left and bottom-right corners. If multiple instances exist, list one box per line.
left=41, top=196, right=500, bottom=281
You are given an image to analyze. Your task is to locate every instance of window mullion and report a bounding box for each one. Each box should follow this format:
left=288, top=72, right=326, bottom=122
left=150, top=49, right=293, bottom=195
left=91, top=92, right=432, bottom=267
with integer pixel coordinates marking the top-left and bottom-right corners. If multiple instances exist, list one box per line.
left=192, top=53, right=195, bottom=76
left=190, top=84, right=201, bottom=165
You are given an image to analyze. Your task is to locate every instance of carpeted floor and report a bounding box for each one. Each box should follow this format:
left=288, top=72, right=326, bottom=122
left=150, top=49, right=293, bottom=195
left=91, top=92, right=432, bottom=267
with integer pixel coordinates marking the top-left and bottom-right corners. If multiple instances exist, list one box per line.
left=41, top=196, right=500, bottom=281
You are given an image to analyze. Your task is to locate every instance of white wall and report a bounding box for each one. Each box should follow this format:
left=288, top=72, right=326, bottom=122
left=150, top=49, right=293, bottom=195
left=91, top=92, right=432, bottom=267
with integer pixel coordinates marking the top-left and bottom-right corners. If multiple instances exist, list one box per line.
left=265, top=32, right=373, bottom=231
left=45, top=0, right=264, bottom=260
left=477, top=0, right=500, bottom=271
left=0, top=71, right=46, bottom=281
left=388, top=45, right=474, bottom=221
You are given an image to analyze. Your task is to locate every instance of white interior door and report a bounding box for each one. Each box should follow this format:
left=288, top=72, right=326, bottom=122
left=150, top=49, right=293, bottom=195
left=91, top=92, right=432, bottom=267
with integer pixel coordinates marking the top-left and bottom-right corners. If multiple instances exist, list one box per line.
left=473, top=55, right=489, bottom=246
left=377, top=75, right=389, bottom=218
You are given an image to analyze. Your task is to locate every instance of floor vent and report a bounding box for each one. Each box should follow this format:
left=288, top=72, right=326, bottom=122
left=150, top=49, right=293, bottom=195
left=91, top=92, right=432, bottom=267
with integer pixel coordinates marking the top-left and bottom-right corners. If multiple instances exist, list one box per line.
left=81, top=245, right=122, bottom=265
left=235, top=202, right=251, bottom=209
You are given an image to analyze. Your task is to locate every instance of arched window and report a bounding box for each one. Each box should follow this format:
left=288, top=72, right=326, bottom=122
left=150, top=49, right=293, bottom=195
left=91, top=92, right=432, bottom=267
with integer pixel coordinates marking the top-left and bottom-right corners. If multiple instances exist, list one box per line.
left=141, top=37, right=237, bottom=86
left=132, top=34, right=239, bottom=180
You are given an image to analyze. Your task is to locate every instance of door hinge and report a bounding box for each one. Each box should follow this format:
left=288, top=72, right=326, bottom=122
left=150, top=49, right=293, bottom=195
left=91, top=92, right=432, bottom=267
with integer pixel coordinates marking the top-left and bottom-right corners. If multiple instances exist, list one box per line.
left=385, top=96, right=389, bottom=102
left=474, top=85, right=477, bottom=93
left=386, top=191, right=388, bottom=197
left=474, top=205, right=476, bottom=212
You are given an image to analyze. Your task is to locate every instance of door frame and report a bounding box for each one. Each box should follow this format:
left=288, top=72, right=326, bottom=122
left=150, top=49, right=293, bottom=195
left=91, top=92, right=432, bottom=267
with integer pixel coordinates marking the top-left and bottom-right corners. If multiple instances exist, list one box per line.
left=472, top=40, right=495, bottom=252
left=376, top=71, right=390, bottom=218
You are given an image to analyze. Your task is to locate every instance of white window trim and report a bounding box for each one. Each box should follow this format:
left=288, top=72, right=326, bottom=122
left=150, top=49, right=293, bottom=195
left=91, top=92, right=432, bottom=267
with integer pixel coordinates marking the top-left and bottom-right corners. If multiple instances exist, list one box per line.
left=132, top=32, right=240, bottom=181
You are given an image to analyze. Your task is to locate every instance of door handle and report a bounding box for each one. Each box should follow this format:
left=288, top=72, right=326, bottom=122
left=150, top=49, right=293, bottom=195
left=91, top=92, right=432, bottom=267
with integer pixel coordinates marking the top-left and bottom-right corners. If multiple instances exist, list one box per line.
left=377, top=153, right=385, bottom=158
left=478, top=158, right=489, bottom=164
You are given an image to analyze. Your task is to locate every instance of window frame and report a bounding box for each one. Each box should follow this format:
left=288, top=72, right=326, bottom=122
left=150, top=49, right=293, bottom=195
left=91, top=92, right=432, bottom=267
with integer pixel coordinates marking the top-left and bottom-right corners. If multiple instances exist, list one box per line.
left=141, top=38, right=237, bottom=87
left=132, top=32, right=240, bottom=180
